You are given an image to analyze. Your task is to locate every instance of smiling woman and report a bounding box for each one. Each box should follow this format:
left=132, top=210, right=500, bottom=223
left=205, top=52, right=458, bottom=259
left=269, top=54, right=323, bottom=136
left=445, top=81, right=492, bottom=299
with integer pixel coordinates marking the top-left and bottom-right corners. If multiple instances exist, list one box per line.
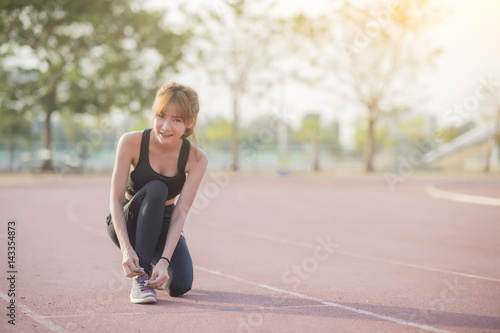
left=152, top=82, right=199, bottom=148
left=105, top=82, right=208, bottom=304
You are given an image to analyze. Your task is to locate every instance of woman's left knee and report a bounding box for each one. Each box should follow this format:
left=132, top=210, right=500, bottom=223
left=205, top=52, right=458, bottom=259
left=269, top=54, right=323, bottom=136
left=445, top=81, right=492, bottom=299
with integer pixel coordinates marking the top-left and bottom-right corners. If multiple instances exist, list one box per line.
left=167, top=267, right=193, bottom=297
left=168, top=280, right=192, bottom=297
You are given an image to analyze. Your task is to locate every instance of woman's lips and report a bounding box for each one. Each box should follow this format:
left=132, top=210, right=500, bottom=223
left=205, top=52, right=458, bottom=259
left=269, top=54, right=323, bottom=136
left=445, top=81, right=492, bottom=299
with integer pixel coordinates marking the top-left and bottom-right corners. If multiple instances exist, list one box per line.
left=159, top=131, right=172, bottom=138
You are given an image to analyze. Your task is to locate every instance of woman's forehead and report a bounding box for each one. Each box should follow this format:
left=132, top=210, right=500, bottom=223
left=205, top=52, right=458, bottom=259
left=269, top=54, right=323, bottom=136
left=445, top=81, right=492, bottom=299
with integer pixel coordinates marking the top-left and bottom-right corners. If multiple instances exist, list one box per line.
left=161, top=103, right=183, bottom=116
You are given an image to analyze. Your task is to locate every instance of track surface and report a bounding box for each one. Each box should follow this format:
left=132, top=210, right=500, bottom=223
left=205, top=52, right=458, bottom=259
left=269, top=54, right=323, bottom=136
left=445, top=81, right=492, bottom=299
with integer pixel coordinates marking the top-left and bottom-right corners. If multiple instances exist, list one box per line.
left=0, top=174, right=499, bottom=332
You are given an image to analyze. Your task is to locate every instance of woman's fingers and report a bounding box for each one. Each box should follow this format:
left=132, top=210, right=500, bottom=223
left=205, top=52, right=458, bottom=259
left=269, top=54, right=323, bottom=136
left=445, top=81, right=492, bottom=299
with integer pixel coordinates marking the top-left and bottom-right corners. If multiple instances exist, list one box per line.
left=127, top=259, right=139, bottom=273
left=121, top=248, right=143, bottom=277
left=122, top=264, right=134, bottom=277
left=122, top=258, right=144, bottom=277
left=146, top=268, right=169, bottom=288
left=146, top=260, right=170, bottom=288
left=148, top=276, right=169, bottom=289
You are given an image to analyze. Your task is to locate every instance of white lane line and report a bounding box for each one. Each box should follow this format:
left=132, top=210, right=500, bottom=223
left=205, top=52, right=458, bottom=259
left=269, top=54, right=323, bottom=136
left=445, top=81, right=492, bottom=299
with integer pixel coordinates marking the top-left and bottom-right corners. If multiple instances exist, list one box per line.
left=65, top=198, right=109, bottom=238
left=195, top=266, right=455, bottom=333
left=200, top=221, right=500, bottom=283
left=356, top=255, right=500, bottom=283
left=43, top=304, right=333, bottom=319
left=68, top=198, right=500, bottom=283
left=427, top=184, right=500, bottom=207
left=0, top=292, right=67, bottom=333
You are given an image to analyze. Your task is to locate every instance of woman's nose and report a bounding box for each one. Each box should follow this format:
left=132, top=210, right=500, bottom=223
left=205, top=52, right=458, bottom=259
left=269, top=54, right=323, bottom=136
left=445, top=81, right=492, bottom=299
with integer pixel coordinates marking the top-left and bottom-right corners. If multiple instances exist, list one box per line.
left=162, top=120, right=171, bottom=130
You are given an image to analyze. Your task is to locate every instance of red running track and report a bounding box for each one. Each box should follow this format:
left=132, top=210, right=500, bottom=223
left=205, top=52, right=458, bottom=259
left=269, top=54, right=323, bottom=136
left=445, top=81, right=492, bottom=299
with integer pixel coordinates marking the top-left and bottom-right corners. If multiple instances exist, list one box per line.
left=0, top=174, right=499, bottom=332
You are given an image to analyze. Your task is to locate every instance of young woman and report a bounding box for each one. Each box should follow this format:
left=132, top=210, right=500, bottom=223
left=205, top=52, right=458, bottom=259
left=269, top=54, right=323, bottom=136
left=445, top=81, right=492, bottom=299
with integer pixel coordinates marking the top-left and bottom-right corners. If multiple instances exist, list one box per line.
left=106, top=83, right=208, bottom=304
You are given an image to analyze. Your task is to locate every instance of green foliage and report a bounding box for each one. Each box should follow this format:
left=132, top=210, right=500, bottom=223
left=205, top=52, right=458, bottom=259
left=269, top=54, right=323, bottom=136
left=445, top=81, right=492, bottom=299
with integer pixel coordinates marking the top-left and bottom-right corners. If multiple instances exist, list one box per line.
left=292, top=114, right=340, bottom=150
left=240, top=115, right=279, bottom=145
left=355, top=115, right=434, bottom=152
left=390, top=117, right=431, bottom=150
left=58, top=111, right=102, bottom=148
left=0, top=68, right=34, bottom=143
left=436, top=121, right=475, bottom=143
left=199, top=117, right=232, bottom=144
left=0, top=0, right=193, bottom=168
left=294, top=113, right=320, bottom=143
left=436, top=127, right=460, bottom=143
left=127, top=114, right=152, bottom=132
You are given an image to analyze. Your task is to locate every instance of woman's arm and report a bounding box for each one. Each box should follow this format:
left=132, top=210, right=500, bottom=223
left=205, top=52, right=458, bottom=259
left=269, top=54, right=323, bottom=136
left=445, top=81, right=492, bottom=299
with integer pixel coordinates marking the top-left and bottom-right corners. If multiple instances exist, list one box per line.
left=109, top=132, right=144, bottom=277
left=147, top=147, right=208, bottom=288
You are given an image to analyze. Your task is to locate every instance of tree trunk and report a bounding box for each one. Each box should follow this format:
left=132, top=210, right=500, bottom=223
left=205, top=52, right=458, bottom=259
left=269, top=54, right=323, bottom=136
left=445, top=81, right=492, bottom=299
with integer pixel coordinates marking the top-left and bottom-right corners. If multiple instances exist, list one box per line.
left=312, top=128, right=320, bottom=172
left=41, top=109, right=54, bottom=171
left=231, top=88, right=239, bottom=172
left=364, top=113, right=376, bottom=172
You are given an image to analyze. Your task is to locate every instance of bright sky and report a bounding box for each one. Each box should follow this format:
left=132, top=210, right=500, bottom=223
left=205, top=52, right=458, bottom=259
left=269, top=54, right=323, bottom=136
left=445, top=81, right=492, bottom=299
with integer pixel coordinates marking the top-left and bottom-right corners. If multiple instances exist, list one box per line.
left=425, top=0, right=500, bottom=118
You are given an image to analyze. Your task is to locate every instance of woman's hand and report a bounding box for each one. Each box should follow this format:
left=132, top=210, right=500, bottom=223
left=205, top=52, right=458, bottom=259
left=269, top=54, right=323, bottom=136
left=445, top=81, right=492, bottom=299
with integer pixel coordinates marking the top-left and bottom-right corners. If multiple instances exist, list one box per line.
left=147, top=260, right=169, bottom=289
left=121, top=247, right=144, bottom=278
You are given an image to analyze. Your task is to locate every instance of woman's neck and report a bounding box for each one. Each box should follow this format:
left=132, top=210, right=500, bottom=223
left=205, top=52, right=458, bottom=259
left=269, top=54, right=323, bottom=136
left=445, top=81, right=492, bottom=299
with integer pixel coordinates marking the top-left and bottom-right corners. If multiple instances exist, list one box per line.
left=150, top=133, right=183, bottom=153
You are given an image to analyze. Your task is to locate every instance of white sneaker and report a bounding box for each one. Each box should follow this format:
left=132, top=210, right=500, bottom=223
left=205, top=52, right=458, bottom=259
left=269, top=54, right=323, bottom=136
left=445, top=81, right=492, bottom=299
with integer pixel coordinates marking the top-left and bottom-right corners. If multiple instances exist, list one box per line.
left=130, top=274, right=157, bottom=304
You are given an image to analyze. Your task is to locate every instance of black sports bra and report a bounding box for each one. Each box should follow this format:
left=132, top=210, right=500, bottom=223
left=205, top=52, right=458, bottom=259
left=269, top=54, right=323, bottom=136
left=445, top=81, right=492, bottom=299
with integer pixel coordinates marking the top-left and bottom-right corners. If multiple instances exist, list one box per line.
left=126, top=129, right=190, bottom=200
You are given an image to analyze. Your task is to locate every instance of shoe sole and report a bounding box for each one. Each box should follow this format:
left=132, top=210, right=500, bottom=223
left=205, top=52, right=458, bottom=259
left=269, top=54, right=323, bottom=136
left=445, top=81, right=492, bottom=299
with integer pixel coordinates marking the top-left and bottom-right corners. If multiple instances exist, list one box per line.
left=130, top=295, right=157, bottom=304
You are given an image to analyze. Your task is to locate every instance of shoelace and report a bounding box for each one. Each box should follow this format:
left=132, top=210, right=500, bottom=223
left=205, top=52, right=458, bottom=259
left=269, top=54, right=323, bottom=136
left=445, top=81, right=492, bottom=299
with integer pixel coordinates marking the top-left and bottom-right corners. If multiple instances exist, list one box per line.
left=137, top=274, right=153, bottom=292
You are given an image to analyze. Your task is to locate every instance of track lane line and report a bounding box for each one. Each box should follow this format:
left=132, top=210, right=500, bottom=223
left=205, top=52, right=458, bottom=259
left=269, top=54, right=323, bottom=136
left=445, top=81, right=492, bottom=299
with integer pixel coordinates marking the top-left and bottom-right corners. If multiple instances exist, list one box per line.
left=199, top=221, right=500, bottom=283
left=66, top=198, right=500, bottom=283
left=65, top=198, right=109, bottom=239
left=0, top=292, right=67, bottom=332
left=195, top=266, right=456, bottom=333
left=427, top=184, right=500, bottom=207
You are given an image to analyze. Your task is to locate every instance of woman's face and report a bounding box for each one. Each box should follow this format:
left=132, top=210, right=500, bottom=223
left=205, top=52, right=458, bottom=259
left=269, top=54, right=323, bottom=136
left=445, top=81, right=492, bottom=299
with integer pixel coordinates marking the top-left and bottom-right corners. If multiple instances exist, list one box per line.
left=152, top=103, right=191, bottom=146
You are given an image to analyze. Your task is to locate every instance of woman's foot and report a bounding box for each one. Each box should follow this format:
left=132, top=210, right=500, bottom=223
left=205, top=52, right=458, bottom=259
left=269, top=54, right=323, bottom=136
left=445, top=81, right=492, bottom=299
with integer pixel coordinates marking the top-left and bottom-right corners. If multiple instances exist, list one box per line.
left=130, top=274, right=157, bottom=304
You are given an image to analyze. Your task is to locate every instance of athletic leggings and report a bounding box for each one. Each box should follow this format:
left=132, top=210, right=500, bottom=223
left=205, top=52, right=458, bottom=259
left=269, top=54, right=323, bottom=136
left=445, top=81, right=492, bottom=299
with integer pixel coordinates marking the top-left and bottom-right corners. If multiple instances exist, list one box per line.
left=106, top=180, right=193, bottom=297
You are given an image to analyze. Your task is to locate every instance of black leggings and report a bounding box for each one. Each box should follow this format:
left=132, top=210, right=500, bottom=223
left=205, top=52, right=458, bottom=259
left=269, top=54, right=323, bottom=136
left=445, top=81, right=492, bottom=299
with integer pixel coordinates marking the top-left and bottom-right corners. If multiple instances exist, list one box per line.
left=106, top=180, right=193, bottom=297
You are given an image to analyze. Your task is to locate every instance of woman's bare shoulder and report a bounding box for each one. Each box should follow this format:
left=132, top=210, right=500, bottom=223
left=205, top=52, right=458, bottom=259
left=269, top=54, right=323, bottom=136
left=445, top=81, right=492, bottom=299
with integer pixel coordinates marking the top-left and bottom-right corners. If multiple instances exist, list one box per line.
left=116, top=130, right=145, bottom=167
left=119, top=130, right=144, bottom=146
left=189, top=142, right=208, bottom=162
left=186, top=142, right=208, bottom=173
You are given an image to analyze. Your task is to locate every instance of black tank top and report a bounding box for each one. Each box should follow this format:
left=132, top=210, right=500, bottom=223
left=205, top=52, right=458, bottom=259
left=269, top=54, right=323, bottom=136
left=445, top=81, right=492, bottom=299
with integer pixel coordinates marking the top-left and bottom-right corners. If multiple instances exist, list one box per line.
left=126, top=129, right=190, bottom=200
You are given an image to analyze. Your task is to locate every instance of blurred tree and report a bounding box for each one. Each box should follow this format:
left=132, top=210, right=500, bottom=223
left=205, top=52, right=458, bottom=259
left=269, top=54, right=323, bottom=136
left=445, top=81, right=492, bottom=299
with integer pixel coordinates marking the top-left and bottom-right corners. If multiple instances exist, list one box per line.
left=199, top=0, right=290, bottom=171
left=0, top=0, right=191, bottom=170
left=294, top=114, right=319, bottom=143
left=59, top=111, right=90, bottom=148
left=126, top=113, right=152, bottom=133
left=324, top=118, right=341, bottom=150
left=292, top=0, right=442, bottom=172
left=357, top=115, right=436, bottom=156
left=355, top=117, right=394, bottom=154
left=436, top=120, right=475, bottom=143
left=240, top=115, right=280, bottom=146
left=199, top=116, right=232, bottom=144
left=0, top=68, right=35, bottom=170
left=294, top=113, right=321, bottom=171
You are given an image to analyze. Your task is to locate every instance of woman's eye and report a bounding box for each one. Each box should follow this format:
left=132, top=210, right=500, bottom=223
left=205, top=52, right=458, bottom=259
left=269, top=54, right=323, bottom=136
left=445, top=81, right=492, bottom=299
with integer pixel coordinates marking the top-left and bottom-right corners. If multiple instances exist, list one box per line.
left=174, top=118, right=182, bottom=123
left=157, top=114, right=165, bottom=119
